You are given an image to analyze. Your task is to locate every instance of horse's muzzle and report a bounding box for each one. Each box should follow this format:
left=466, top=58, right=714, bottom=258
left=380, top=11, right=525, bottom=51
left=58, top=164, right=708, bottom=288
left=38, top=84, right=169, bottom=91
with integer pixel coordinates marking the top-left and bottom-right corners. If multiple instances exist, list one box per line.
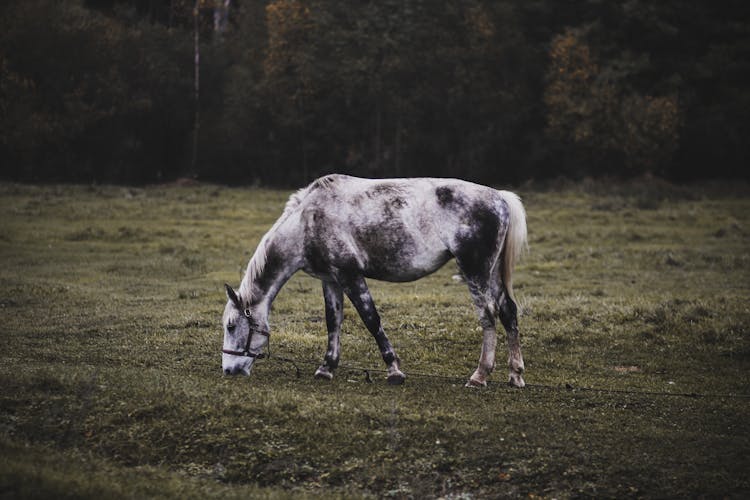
left=222, top=361, right=252, bottom=376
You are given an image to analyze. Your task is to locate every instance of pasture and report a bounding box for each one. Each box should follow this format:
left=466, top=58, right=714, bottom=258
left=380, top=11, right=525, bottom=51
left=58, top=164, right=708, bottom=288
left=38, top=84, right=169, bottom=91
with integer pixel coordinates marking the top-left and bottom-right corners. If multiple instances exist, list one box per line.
left=1, top=179, right=749, bottom=498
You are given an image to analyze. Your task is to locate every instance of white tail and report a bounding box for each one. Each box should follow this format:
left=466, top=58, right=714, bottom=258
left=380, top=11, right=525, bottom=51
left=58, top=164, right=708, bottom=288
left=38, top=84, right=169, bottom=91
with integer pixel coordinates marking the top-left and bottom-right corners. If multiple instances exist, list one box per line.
left=498, top=190, right=528, bottom=305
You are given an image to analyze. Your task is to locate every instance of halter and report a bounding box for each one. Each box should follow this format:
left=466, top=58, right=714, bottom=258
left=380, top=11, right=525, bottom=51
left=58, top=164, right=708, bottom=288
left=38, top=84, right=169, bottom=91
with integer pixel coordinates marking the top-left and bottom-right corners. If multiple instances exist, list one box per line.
left=221, top=310, right=270, bottom=358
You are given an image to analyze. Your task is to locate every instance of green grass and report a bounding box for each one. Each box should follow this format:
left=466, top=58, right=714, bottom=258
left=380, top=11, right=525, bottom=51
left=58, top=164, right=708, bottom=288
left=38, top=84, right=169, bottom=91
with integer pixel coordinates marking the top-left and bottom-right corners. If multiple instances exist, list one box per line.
left=1, top=180, right=749, bottom=498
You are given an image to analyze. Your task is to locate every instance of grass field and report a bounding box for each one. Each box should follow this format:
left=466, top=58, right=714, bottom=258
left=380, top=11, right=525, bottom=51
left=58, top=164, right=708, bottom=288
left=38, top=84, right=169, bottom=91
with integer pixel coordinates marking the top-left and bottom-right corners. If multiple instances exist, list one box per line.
left=1, top=179, right=749, bottom=498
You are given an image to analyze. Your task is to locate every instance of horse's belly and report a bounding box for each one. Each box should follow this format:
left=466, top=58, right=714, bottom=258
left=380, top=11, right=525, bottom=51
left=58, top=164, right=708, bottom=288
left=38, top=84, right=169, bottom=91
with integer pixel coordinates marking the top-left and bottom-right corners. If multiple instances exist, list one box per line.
left=363, top=247, right=452, bottom=282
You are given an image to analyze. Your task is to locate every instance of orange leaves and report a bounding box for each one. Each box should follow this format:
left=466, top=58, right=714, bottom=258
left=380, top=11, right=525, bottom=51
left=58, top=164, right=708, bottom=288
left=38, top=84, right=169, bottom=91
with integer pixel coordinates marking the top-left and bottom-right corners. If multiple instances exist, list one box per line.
left=465, top=4, right=495, bottom=40
left=544, top=28, right=682, bottom=174
left=548, top=30, right=598, bottom=87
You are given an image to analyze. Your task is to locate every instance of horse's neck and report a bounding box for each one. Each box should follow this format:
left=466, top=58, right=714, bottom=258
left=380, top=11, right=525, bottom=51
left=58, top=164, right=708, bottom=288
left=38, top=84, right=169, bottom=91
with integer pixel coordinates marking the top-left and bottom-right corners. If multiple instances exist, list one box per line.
left=238, top=223, right=302, bottom=316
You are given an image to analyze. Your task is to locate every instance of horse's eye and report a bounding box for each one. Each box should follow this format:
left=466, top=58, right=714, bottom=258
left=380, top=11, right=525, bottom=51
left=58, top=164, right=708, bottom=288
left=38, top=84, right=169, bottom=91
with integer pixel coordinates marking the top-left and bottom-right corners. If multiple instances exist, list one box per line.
left=227, top=324, right=235, bottom=332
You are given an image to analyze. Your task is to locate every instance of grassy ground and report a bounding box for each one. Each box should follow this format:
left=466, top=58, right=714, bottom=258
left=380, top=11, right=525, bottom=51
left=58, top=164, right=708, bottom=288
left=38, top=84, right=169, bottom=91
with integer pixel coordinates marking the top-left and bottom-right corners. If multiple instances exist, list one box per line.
left=1, top=179, right=748, bottom=498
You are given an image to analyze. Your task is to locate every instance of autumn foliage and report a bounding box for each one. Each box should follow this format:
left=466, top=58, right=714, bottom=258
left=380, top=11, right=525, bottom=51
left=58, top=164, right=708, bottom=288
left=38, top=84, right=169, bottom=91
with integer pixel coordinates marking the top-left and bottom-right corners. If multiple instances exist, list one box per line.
left=0, top=1, right=747, bottom=184
left=545, top=28, right=682, bottom=175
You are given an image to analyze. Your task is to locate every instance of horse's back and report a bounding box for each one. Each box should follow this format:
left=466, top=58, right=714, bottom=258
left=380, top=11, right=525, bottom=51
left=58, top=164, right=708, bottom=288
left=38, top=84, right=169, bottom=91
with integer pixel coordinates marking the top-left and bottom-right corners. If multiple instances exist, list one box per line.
left=303, top=174, right=503, bottom=212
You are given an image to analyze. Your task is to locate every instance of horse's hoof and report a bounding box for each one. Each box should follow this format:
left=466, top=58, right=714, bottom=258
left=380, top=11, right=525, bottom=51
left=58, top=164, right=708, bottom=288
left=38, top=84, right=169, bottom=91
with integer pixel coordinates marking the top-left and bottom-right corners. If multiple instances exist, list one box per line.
left=387, top=371, right=406, bottom=385
left=465, top=378, right=487, bottom=388
left=508, top=373, right=525, bottom=388
left=314, top=366, right=334, bottom=380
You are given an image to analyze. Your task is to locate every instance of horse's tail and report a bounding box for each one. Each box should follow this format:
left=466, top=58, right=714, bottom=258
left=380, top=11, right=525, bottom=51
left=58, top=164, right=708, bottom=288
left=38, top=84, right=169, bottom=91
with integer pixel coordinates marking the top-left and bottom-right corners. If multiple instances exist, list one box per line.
left=498, top=190, right=528, bottom=305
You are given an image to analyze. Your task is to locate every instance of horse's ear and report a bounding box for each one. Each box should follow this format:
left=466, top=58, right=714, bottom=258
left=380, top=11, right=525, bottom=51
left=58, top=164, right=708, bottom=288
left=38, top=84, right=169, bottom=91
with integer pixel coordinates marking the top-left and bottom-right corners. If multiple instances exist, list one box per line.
left=224, top=283, right=242, bottom=310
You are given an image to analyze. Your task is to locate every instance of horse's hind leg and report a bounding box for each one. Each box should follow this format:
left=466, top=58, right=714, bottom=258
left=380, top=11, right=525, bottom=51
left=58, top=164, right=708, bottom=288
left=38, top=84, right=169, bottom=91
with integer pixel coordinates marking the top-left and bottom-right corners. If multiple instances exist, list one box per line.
left=342, top=276, right=405, bottom=385
left=315, top=281, right=343, bottom=380
left=463, top=278, right=499, bottom=388
left=498, top=290, right=525, bottom=388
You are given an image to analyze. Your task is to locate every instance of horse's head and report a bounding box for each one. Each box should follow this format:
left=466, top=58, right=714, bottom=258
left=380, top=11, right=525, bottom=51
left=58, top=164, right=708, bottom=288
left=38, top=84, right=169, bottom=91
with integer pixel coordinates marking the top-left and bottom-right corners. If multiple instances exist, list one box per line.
left=221, top=284, right=269, bottom=376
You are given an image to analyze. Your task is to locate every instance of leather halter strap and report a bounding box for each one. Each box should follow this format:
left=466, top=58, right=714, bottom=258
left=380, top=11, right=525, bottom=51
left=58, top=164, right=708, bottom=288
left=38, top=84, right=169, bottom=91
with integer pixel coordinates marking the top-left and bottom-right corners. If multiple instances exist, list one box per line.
left=221, top=326, right=270, bottom=358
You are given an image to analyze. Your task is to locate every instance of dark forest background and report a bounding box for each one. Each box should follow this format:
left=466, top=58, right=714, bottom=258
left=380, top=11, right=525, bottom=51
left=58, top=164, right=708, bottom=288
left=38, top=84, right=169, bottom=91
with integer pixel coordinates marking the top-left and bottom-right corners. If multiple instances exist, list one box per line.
left=1, top=0, right=748, bottom=186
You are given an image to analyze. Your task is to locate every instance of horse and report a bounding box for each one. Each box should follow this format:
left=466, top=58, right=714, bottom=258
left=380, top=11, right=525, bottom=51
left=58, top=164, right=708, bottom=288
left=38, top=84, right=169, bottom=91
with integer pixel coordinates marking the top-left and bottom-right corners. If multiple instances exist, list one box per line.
left=221, top=174, right=527, bottom=387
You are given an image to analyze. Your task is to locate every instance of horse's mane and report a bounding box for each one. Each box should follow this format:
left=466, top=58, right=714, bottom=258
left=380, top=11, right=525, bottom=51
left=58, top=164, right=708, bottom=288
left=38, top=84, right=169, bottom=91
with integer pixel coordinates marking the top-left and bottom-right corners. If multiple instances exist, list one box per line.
left=238, top=175, right=339, bottom=303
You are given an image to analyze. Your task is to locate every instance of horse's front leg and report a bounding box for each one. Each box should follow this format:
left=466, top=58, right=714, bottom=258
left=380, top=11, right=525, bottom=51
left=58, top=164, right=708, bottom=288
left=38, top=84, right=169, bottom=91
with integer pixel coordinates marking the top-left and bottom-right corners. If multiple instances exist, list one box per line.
left=315, top=281, right=343, bottom=380
left=343, top=276, right=405, bottom=385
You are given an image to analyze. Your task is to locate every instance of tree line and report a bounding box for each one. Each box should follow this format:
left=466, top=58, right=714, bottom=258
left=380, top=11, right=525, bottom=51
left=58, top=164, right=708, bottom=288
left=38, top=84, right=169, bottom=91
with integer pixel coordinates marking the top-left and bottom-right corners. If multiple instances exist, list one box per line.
left=1, top=0, right=748, bottom=186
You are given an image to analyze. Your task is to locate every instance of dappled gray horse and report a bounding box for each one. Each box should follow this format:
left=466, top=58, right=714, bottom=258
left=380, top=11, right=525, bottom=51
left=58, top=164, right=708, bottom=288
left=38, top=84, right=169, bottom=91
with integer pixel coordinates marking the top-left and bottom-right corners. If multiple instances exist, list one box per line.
left=222, top=174, right=527, bottom=387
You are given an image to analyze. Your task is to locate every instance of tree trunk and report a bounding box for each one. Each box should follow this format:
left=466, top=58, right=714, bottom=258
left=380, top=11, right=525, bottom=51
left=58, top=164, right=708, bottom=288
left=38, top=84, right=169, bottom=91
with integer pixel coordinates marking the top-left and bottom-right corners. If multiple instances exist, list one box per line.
left=375, top=99, right=382, bottom=175
left=394, top=112, right=402, bottom=177
left=191, top=0, right=200, bottom=175
left=214, top=0, right=231, bottom=36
